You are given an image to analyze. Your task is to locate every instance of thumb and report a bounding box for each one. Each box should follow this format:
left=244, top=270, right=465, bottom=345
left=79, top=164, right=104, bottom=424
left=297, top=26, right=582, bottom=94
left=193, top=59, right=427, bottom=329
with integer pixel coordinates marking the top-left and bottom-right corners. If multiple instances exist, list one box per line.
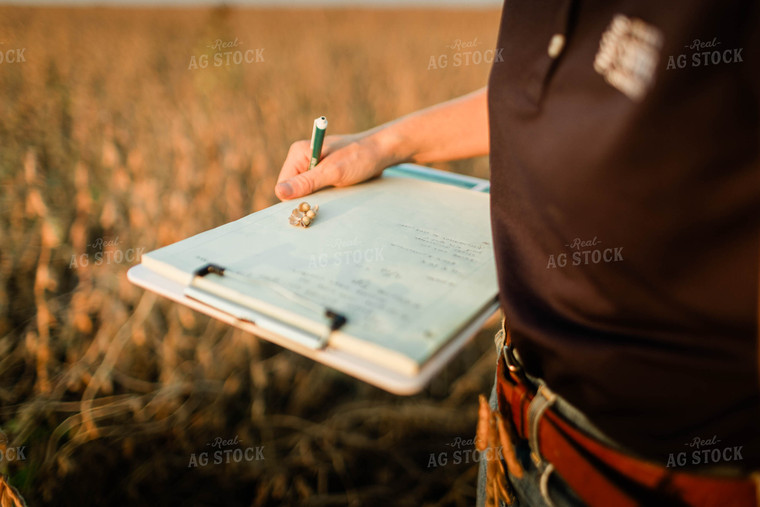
left=275, top=165, right=331, bottom=200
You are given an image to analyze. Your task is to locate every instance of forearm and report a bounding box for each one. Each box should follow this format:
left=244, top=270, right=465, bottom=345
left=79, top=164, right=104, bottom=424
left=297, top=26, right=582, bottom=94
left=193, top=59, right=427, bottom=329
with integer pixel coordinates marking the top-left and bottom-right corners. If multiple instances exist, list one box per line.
left=275, top=87, right=489, bottom=200
left=362, top=86, right=489, bottom=167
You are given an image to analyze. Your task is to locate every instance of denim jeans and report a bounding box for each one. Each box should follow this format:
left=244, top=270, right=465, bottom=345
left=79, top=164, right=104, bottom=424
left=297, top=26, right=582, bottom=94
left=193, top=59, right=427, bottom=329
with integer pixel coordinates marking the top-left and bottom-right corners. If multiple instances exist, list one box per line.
left=475, top=335, right=625, bottom=507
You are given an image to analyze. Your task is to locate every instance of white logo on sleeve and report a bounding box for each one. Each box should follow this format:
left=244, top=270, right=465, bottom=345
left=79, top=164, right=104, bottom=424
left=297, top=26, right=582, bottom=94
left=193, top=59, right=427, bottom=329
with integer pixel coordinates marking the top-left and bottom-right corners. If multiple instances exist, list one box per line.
left=594, top=14, right=664, bottom=101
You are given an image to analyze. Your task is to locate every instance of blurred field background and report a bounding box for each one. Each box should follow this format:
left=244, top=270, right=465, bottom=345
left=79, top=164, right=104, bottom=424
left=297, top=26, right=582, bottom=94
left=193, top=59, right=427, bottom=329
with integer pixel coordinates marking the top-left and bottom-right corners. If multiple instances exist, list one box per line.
left=0, top=5, right=502, bottom=506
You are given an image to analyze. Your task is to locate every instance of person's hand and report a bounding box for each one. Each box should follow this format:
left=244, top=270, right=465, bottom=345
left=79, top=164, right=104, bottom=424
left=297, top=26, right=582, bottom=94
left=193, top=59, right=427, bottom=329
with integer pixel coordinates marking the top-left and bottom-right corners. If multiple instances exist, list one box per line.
left=274, top=133, right=389, bottom=201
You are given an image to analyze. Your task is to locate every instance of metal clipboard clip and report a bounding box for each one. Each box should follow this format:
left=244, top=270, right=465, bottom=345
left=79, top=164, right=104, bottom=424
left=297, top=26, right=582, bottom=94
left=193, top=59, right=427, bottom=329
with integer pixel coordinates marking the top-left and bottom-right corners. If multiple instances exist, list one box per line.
left=184, top=263, right=347, bottom=350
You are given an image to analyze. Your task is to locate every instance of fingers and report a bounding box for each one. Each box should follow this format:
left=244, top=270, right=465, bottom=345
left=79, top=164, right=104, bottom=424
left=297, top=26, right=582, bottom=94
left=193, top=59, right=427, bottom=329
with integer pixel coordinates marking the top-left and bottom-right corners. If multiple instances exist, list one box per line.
left=276, top=140, right=310, bottom=185
left=276, top=135, right=349, bottom=200
left=274, top=134, right=379, bottom=201
left=275, top=164, right=333, bottom=200
left=276, top=138, right=344, bottom=200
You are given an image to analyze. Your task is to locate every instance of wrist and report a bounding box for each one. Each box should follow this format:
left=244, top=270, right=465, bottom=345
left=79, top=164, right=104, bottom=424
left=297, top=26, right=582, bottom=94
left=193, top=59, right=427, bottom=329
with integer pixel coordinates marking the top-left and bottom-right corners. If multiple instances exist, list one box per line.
left=362, top=124, right=416, bottom=170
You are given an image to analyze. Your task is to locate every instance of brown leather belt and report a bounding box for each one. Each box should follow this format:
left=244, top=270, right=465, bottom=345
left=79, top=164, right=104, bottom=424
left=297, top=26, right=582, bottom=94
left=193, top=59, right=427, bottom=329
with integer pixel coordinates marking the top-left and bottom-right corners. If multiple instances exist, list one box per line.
left=496, top=351, right=760, bottom=506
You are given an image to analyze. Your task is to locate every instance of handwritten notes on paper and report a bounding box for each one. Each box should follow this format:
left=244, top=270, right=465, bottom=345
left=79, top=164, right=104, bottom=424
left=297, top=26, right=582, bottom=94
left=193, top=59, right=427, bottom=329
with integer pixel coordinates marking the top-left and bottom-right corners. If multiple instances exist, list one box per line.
left=395, top=224, right=492, bottom=284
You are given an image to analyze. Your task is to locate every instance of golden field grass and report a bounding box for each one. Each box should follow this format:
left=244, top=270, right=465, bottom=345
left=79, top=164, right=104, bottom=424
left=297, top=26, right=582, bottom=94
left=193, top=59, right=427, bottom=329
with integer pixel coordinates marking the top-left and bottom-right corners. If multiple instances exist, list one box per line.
left=0, top=6, right=501, bottom=505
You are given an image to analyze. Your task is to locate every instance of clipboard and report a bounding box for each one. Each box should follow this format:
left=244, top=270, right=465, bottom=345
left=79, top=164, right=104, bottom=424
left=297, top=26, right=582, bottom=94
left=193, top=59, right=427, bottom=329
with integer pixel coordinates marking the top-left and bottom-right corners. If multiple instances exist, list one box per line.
left=128, top=164, right=499, bottom=395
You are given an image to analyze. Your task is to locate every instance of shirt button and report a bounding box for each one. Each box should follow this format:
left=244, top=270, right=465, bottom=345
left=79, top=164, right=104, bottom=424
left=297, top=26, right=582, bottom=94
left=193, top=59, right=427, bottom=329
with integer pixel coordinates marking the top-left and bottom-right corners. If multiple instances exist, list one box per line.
left=547, top=33, right=566, bottom=58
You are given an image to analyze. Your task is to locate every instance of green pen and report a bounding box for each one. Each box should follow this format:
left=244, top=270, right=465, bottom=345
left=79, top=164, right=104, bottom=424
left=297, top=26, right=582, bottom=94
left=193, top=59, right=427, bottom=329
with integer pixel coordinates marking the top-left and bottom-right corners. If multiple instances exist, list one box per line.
left=308, top=116, right=328, bottom=171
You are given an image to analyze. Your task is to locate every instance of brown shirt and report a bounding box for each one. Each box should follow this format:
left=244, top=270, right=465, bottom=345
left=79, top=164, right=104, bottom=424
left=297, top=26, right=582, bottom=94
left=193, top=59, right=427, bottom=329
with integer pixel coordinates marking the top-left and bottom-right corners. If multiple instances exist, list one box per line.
left=488, top=0, right=760, bottom=468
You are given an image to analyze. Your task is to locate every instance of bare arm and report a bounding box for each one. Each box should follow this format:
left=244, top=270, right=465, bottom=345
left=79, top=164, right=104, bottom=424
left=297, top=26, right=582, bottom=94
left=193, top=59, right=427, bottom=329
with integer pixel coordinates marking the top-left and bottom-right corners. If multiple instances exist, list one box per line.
left=275, top=86, right=489, bottom=200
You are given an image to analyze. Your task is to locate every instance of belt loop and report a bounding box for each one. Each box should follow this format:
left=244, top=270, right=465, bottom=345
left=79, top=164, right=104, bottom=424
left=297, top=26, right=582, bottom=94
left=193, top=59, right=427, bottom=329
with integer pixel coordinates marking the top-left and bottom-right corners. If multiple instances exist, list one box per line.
left=539, top=463, right=557, bottom=507
left=494, top=315, right=506, bottom=357
left=496, top=315, right=516, bottom=373
left=528, top=385, right=558, bottom=467
left=528, top=386, right=559, bottom=506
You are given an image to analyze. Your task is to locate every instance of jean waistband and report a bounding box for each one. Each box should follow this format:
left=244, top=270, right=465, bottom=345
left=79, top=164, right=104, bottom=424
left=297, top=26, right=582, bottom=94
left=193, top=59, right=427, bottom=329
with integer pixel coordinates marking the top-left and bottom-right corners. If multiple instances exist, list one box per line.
left=495, top=318, right=630, bottom=455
